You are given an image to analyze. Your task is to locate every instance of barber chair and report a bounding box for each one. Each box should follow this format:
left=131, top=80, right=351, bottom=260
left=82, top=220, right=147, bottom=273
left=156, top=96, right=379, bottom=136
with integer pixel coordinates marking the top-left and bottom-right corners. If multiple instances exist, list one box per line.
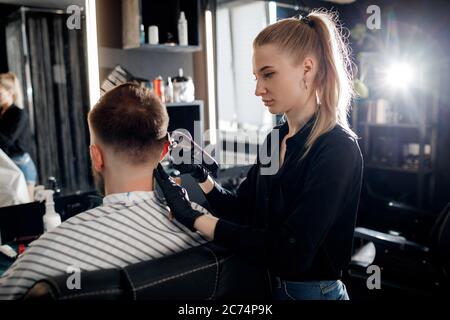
left=347, top=200, right=450, bottom=298
left=24, top=243, right=272, bottom=300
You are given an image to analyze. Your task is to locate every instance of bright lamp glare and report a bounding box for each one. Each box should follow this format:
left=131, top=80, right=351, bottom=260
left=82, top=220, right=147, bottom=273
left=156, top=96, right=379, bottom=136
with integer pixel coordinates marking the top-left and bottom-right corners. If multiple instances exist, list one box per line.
left=384, top=62, right=414, bottom=89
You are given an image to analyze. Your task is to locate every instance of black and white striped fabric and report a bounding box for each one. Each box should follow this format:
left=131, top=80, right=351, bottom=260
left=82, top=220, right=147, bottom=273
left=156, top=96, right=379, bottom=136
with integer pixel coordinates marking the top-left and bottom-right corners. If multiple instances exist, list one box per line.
left=0, top=191, right=209, bottom=300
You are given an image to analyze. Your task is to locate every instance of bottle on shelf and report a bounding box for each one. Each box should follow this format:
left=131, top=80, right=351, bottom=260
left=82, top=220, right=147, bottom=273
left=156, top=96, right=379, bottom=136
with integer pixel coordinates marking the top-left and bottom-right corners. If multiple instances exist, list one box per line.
left=153, top=75, right=165, bottom=103
left=140, top=24, right=145, bottom=45
left=165, top=77, right=174, bottom=103
left=178, top=11, right=188, bottom=46
left=148, top=25, right=159, bottom=45
left=172, top=68, right=195, bottom=103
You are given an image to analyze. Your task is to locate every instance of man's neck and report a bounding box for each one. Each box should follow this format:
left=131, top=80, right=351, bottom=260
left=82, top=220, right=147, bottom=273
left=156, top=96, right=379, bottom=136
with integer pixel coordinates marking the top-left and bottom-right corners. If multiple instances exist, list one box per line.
left=104, top=168, right=155, bottom=196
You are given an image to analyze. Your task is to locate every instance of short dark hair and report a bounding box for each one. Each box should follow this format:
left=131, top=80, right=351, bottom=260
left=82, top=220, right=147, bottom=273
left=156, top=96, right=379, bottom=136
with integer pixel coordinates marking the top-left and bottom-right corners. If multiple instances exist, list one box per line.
left=88, top=82, right=169, bottom=164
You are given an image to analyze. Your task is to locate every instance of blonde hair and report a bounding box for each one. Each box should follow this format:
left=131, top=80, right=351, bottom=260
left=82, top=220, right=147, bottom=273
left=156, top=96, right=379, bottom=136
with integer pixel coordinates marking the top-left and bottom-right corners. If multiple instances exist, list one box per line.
left=253, top=9, right=356, bottom=156
left=0, top=72, right=24, bottom=109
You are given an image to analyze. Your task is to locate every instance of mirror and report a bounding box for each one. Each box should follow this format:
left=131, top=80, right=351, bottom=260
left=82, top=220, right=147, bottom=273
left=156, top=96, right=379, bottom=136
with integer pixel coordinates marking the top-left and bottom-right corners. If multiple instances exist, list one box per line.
left=0, top=0, right=95, bottom=207
left=215, top=0, right=308, bottom=135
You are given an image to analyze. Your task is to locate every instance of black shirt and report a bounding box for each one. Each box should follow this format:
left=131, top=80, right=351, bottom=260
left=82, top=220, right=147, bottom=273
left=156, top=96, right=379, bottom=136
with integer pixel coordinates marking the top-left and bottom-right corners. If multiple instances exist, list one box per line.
left=207, top=117, right=363, bottom=281
left=0, top=105, right=31, bottom=158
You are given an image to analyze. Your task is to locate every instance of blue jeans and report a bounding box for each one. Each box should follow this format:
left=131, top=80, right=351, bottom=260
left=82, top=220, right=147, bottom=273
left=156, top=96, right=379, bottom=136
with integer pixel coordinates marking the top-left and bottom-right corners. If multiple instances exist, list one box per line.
left=273, top=278, right=350, bottom=300
left=11, top=152, right=37, bottom=184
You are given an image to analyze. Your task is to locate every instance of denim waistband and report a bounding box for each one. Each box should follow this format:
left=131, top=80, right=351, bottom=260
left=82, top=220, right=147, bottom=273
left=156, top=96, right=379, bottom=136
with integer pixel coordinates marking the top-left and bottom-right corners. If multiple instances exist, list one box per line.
left=11, top=152, right=31, bottom=165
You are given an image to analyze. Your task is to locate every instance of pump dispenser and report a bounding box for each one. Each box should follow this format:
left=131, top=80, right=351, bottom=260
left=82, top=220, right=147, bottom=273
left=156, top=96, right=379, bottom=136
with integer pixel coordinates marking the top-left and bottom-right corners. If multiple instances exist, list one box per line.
left=41, top=190, right=61, bottom=233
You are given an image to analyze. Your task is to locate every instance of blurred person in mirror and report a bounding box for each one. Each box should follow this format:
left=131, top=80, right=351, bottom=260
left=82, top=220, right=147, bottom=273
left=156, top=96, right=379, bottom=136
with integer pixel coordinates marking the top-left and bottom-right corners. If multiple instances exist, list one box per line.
left=0, top=72, right=37, bottom=200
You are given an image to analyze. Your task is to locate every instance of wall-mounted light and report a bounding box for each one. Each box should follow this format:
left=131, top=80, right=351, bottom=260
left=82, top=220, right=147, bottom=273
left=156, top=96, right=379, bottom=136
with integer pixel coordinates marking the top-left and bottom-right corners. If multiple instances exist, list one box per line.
left=85, top=0, right=100, bottom=108
left=205, top=9, right=217, bottom=145
left=269, top=2, right=277, bottom=24
left=384, top=62, right=414, bottom=91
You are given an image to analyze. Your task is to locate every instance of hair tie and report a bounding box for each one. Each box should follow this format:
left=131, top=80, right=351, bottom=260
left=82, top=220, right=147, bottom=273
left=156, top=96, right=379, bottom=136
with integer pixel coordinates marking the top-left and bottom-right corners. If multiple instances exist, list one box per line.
left=300, top=15, right=314, bottom=28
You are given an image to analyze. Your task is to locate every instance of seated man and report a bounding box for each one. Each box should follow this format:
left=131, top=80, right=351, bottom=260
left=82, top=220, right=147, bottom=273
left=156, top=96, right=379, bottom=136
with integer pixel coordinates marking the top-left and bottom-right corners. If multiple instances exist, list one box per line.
left=0, top=83, right=208, bottom=299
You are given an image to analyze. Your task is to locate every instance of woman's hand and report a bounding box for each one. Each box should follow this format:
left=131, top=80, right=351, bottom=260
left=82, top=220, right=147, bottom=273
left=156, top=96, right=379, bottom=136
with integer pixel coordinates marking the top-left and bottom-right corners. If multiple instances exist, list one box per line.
left=172, top=162, right=209, bottom=183
left=170, top=146, right=209, bottom=183
left=172, top=159, right=215, bottom=194
left=154, top=164, right=203, bottom=231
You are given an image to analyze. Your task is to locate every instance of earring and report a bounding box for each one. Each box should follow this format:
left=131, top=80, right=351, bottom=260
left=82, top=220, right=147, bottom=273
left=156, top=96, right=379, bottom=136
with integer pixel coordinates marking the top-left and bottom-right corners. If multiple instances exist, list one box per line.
left=303, top=79, right=308, bottom=91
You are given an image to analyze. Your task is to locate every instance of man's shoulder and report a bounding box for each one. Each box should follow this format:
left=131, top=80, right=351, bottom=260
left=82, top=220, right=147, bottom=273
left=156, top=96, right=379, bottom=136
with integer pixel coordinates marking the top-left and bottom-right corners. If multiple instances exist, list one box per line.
left=63, top=206, right=106, bottom=225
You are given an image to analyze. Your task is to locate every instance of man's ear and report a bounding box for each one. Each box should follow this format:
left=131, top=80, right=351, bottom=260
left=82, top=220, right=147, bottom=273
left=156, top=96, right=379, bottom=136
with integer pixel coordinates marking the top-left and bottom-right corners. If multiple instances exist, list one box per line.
left=160, top=141, right=170, bottom=161
left=90, top=144, right=104, bottom=172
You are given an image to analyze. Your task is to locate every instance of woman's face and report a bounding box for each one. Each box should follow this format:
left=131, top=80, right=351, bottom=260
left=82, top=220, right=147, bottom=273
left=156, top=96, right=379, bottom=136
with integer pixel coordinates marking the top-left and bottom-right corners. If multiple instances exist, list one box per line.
left=253, top=44, right=312, bottom=115
left=0, top=85, right=13, bottom=108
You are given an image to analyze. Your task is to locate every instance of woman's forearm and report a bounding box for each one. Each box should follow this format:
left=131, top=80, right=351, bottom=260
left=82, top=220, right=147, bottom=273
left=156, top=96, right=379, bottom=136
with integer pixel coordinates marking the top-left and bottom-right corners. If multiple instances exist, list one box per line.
left=197, top=175, right=248, bottom=224
left=199, top=175, right=215, bottom=194
left=194, top=215, right=219, bottom=240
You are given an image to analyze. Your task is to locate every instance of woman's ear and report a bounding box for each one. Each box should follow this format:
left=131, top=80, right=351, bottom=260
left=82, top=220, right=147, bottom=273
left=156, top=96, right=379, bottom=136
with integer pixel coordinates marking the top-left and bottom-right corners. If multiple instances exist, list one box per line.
left=90, top=144, right=104, bottom=172
left=303, top=57, right=314, bottom=78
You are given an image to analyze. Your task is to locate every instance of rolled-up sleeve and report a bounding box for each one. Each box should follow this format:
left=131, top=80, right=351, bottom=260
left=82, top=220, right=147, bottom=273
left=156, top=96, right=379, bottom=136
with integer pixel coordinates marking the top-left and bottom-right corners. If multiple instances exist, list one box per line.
left=204, top=164, right=259, bottom=225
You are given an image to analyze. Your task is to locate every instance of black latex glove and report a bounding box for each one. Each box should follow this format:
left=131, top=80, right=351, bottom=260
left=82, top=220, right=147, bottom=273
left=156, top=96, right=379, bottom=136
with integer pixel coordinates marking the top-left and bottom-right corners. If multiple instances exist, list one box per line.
left=170, top=148, right=209, bottom=183
left=154, top=163, right=203, bottom=231
left=172, top=162, right=209, bottom=183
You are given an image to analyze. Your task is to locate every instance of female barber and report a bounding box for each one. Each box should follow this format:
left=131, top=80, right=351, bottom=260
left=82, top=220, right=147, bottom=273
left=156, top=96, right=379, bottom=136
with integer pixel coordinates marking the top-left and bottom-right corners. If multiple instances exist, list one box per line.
left=155, top=10, right=363, bottom=300
left=0, top=72, right=37, bottom=199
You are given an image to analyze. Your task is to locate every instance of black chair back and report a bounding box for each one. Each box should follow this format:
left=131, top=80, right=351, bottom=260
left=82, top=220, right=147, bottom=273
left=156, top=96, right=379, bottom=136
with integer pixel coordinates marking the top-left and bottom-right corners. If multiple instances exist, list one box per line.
left=430, top=201, right=450, bottom=280
left=24, top=243, right=272, bottom=300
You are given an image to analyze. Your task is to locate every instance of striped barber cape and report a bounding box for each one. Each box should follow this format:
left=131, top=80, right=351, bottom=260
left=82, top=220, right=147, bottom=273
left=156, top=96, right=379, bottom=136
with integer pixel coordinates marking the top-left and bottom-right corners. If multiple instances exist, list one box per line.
left=0, top=191, right=209, bottom=299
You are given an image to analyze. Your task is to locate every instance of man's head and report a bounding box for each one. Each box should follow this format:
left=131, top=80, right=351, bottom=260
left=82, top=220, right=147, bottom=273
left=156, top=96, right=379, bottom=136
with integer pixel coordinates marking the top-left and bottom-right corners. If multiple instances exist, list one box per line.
left=88, top=83, right=169, bottom=194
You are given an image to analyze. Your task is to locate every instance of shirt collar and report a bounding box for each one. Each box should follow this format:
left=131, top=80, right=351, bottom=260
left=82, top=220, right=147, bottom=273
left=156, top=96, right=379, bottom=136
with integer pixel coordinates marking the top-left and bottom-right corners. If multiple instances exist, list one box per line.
left=279, top=114, right=317, bottom=147
left=102, top=191, right=157, bottom=207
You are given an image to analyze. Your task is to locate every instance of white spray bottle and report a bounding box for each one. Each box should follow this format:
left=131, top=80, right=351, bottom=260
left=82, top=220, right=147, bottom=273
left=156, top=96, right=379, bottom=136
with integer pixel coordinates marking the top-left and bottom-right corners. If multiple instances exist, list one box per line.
left=42, top=190, right=61, bottom=233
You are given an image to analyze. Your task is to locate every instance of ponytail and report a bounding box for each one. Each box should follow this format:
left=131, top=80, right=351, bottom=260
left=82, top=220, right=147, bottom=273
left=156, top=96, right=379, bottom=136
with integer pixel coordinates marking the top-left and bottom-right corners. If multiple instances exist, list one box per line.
left=253, top=9, right=356, bottom=157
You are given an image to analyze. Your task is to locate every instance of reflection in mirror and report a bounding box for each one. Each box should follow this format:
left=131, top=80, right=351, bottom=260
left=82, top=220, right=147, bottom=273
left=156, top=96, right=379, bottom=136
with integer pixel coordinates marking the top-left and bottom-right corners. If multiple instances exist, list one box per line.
left=0, top=0, right=93, bottom=207
left=215, top=1, right=275, bottom=169
left=216, top=0, right=309, bottom=133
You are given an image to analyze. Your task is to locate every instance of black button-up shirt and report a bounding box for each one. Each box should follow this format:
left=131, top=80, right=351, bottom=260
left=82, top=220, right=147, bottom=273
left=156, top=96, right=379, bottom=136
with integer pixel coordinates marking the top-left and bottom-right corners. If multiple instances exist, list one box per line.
left=207, top=117, right=363, bottom=281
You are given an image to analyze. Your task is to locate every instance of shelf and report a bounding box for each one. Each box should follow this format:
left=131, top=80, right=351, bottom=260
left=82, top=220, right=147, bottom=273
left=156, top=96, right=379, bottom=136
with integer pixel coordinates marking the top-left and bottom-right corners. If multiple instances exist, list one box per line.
left=124, top=44, right=202, bottom=53
left=359, top=122, right=421, bottom=129
left=365, top=163, right=433, bottom=174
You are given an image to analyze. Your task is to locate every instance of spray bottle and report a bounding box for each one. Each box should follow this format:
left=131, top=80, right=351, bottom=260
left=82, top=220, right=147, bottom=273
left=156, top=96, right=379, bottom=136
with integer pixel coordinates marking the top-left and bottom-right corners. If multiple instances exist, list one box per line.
left=41, top=190, right=61, bottom=233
